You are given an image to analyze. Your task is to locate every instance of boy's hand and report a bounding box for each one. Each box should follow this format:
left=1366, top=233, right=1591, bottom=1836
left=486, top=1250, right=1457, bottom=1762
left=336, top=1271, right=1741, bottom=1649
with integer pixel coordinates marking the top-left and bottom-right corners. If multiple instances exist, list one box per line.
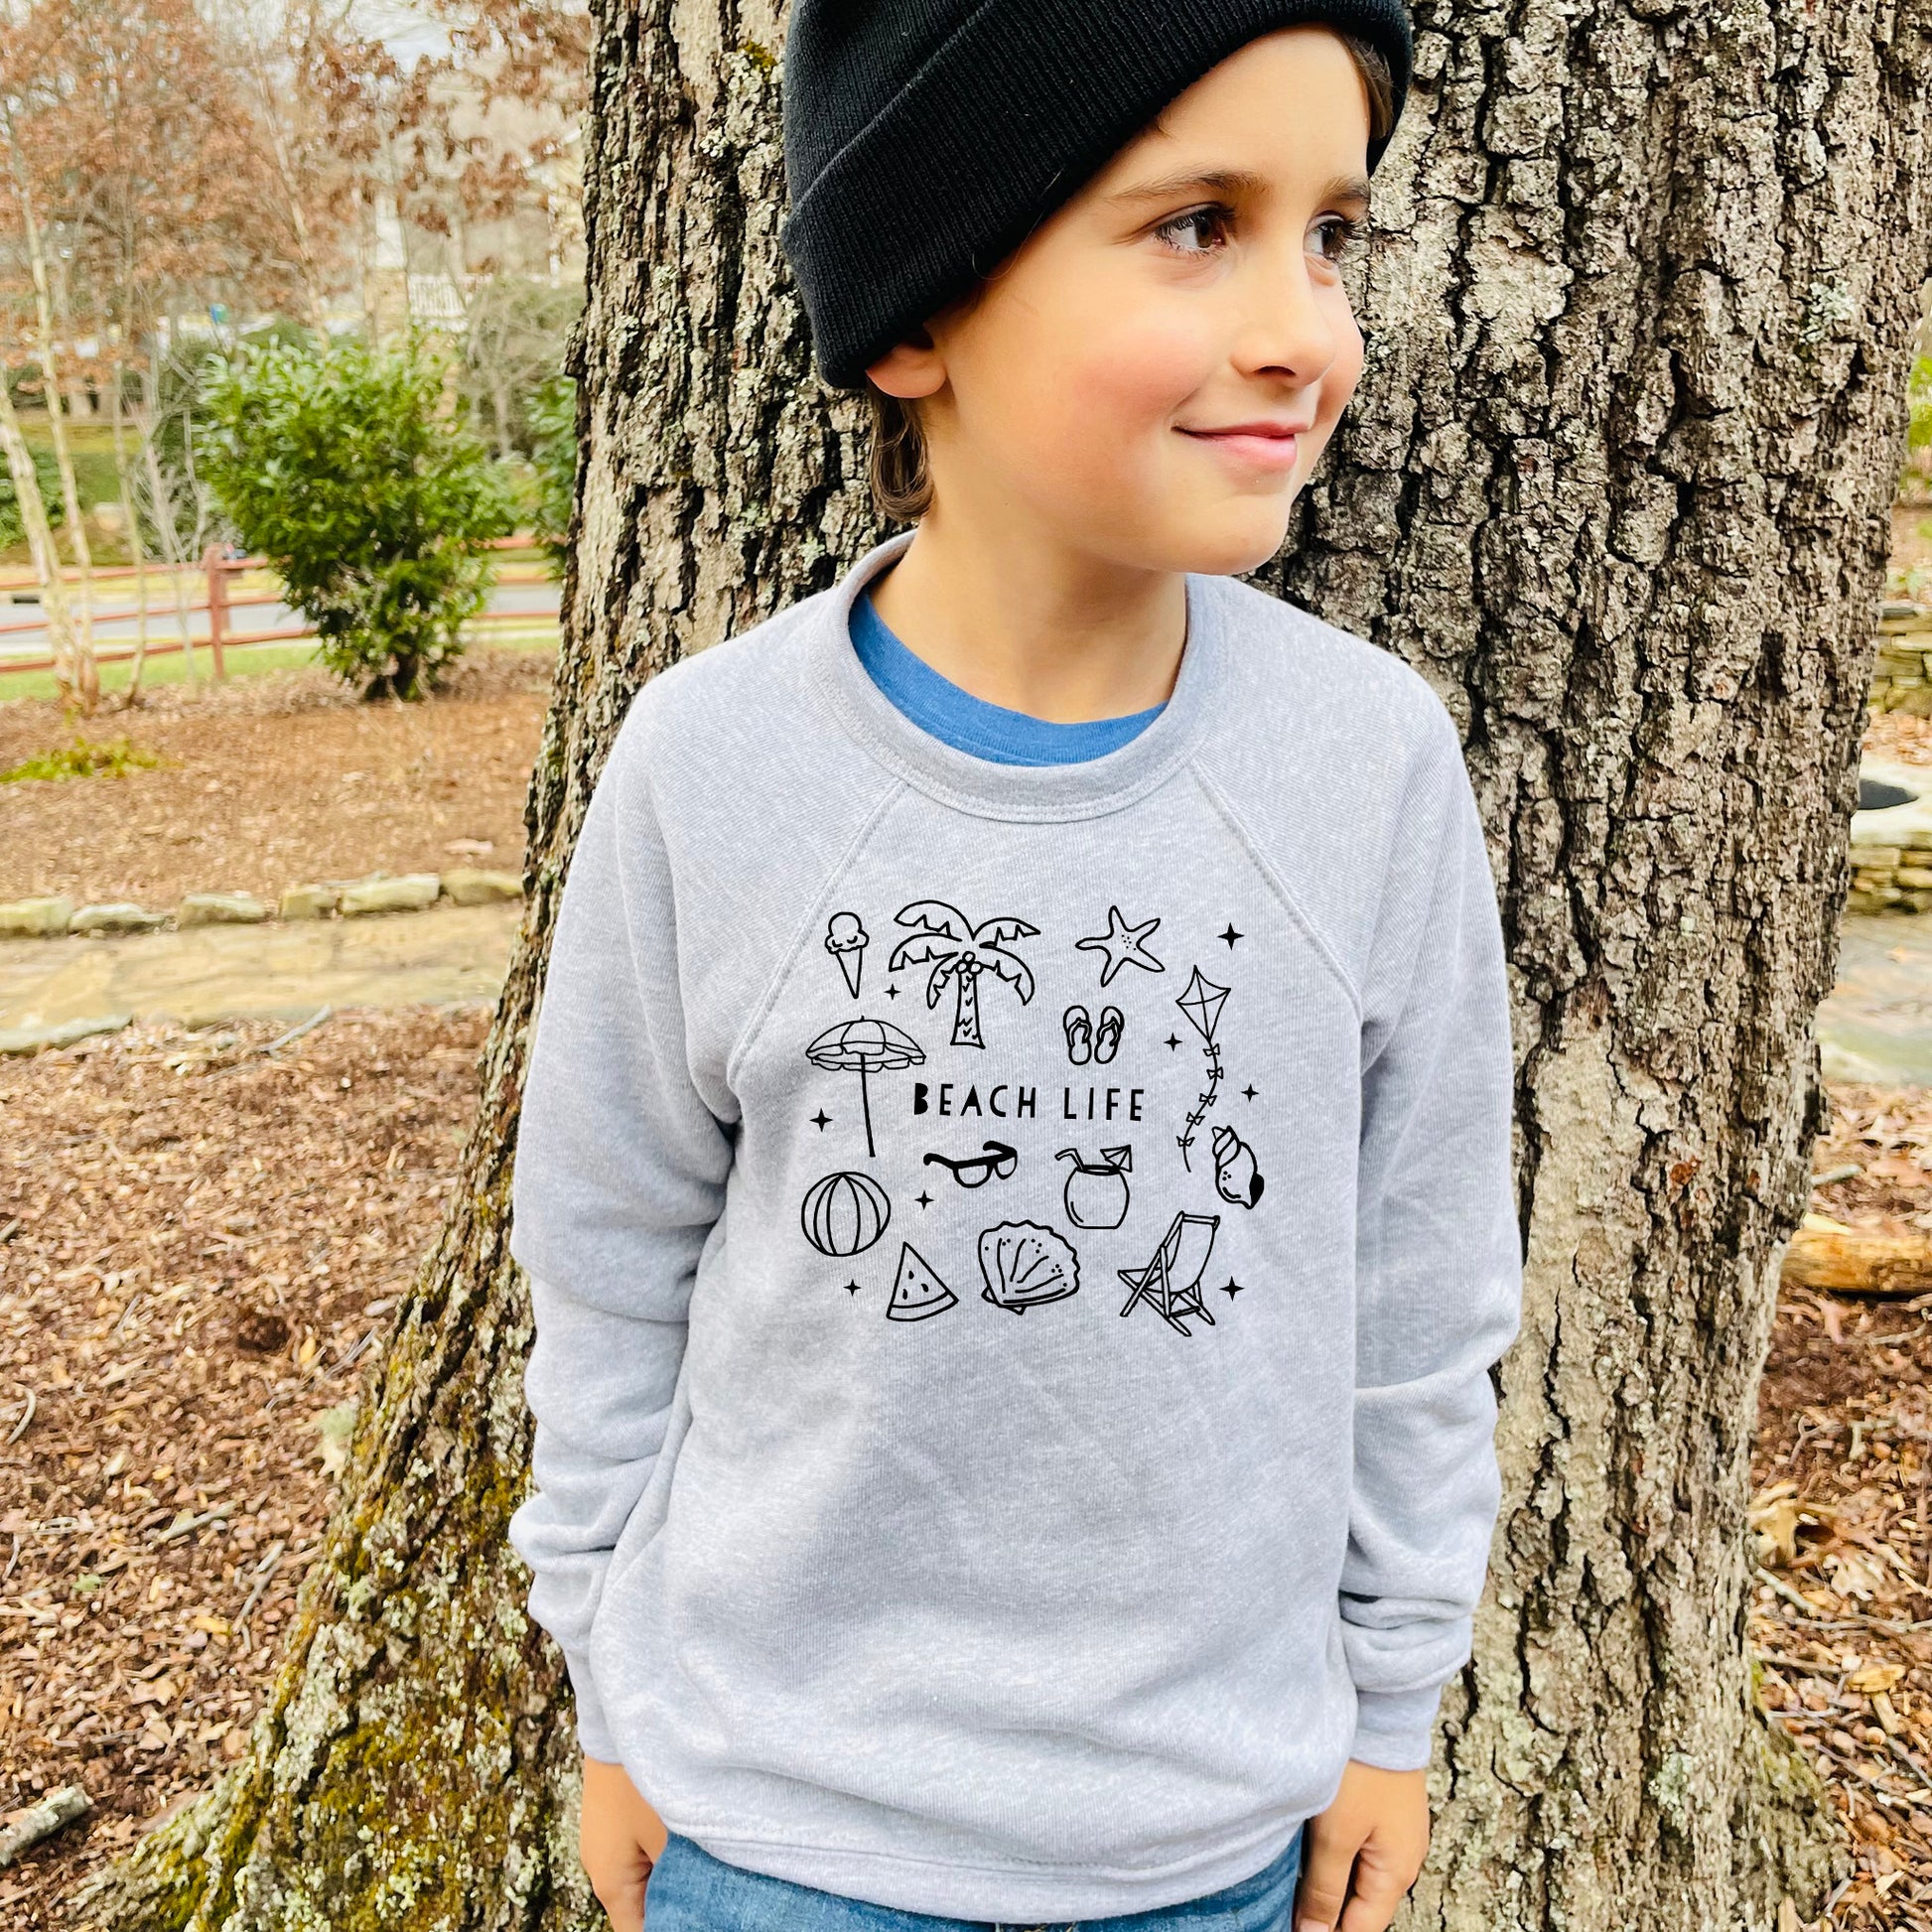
left=1293, top=1760, right=1431, bottom=1932
left=581, top=1754, right=668, bottom=1931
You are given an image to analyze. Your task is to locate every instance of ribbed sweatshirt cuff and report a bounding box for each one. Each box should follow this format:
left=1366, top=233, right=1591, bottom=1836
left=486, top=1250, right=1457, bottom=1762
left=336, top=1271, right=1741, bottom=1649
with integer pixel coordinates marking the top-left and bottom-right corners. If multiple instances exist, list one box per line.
left=1348, top=1683, right=1445, bottom=1772
left=564, top=1644, right=621, bottom=1764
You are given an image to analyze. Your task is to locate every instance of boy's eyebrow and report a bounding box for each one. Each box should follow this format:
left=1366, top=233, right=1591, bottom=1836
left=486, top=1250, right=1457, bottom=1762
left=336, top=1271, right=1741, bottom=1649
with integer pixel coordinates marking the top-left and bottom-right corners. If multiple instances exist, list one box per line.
left=1105, top=167, right=1372, bottom=210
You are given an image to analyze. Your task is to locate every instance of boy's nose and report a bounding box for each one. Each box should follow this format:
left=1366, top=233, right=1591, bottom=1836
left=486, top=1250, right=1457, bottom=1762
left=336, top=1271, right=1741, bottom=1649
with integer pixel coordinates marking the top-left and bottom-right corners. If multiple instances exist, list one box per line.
left=1226, top=251, right=1349, bottom=385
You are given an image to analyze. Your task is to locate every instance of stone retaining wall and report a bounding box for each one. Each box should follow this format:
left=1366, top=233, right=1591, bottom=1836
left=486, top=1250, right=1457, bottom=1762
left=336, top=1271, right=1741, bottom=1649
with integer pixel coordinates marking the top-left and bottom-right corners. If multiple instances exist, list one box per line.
left=1850, top=757, right=1932, bottom=913
left=0, top=869, right=523, bottom=941
left=1873, top=601, right=1932, bottom=713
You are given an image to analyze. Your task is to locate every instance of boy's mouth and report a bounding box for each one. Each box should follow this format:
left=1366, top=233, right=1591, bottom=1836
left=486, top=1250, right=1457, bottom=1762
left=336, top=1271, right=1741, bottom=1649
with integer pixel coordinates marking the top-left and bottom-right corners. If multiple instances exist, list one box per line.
left=1175, top=420, right=1309, bottom=473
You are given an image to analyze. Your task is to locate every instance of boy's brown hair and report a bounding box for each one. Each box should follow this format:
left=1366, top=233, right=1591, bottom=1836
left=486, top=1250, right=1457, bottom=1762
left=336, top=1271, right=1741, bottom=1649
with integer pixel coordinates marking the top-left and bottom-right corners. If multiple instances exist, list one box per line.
left=864, top=33, right=1397, bottom=526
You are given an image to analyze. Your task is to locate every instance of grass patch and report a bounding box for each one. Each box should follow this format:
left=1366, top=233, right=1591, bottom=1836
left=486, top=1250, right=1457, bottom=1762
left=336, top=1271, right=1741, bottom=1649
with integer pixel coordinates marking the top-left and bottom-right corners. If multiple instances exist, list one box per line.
left=1, top=735, right=170, bottom=783
left=0, top=623, right=559, bottom=706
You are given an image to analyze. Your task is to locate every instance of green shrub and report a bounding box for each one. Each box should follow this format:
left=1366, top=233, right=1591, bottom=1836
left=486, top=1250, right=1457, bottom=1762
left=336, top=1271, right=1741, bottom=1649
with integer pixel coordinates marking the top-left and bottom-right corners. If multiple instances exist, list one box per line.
left=1904, top=353, right=1932, bottom=502
left=0, top=443, right=65, bottom=552
left=1, top=736, right=167, bottom=783
left=202, top=332, right=517, bottom=700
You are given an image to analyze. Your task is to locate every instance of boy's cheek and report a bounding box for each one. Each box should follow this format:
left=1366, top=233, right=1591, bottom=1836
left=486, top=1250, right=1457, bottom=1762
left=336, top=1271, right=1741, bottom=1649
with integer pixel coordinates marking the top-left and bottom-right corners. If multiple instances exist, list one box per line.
left=1012, top=319, right=1223, bottom=476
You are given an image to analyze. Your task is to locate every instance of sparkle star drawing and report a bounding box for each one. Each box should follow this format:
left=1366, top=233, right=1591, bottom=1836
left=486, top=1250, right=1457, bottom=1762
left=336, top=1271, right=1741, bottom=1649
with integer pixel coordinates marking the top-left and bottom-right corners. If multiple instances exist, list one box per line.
left=1218, top=1277, right=1245, bottom=1300
left=810, top=1109, right=832, bottom=1131
left=1075, top=904, right=1165, bottom=986
left=1219, top=922, right=1243, bottom=948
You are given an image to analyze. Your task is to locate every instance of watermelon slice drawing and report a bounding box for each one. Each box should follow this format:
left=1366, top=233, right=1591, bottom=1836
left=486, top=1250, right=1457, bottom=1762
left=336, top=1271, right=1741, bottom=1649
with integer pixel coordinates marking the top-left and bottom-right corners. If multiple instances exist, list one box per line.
left=885, top=1242, right=958, bottom=1321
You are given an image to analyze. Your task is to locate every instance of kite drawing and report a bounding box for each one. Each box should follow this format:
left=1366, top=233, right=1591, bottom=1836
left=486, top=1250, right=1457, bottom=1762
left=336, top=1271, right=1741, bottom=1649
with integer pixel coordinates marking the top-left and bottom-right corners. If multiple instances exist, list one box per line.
left=1075, top=904, right=1165, bottom=987
left=1057, top=1145, right=1132, bottom=1229
left=824, top=911, right=869, bottom=998
left=1210, top=1125, right=1265, bottom=1208
left=1174, top=966, right=1228, bottom=1172
left=889, top=899, right=1037, bottom=1048
left=805, top=1016, right=924, bottom=1161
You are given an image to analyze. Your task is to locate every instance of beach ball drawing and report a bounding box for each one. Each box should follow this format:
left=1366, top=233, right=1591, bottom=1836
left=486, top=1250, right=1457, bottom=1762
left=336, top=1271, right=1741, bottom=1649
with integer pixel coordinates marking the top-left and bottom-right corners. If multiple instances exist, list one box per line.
left=801, top=1171, right=893, bottom=1257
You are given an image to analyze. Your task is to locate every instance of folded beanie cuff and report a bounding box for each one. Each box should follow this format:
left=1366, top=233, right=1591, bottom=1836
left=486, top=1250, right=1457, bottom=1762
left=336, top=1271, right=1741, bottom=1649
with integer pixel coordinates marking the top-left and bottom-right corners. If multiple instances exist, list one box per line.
left=779, top=0, right=1413, bottom=389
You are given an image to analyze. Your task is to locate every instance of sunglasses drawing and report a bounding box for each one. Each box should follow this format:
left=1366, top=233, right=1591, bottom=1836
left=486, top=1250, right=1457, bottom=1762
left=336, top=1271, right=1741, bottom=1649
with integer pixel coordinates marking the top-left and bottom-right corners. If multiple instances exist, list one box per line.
left=922, top=1140, right=1020, bottom=1188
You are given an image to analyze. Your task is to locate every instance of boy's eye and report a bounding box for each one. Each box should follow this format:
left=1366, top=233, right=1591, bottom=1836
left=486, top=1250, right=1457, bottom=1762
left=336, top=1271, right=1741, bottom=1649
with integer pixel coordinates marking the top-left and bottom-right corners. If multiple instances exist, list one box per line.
left=1153, top=205, right=1233, bottom=255
left=1313, top=214, right=1362, bottom=263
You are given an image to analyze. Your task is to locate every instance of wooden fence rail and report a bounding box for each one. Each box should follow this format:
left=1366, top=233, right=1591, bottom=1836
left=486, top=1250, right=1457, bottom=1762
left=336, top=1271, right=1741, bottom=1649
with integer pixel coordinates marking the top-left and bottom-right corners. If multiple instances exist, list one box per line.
left=0, top=536, right=554, bottom=682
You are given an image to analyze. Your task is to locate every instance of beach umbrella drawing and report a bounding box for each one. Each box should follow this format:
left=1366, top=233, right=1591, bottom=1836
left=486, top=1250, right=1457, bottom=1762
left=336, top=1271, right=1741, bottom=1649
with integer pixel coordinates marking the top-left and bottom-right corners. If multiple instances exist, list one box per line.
left=805, top=1016, right=925, bottom=1160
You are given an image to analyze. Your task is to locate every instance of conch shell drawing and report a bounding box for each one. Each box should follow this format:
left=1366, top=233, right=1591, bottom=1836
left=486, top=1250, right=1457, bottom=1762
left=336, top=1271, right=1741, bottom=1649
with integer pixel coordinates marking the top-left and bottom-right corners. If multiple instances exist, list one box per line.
left=1211, top=1125, right=1264, bottom=1209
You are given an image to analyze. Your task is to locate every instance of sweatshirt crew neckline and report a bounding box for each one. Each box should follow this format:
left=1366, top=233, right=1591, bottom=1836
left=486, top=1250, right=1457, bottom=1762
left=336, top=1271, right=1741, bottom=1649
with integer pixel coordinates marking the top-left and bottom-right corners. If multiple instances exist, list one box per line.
left=809, top=528, right=1225, bottom=821
left=849, top=580, right=1167, bottom=765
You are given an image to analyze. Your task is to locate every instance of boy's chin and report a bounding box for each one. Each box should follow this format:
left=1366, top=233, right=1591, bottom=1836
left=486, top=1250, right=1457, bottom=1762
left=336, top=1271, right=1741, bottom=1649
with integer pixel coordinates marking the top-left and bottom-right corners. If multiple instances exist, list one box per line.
left=1157, top=505, right=1297, bottom=578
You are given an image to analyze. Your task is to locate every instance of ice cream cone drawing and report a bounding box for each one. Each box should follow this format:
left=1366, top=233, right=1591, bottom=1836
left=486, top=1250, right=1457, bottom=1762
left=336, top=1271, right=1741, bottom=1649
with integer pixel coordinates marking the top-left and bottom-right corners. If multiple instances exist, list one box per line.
left=825, top=911, right=869, bottom=998
left=889, top=899, right=1037, bottom=1048
left=1174, top=966, right=1228, bottom=1172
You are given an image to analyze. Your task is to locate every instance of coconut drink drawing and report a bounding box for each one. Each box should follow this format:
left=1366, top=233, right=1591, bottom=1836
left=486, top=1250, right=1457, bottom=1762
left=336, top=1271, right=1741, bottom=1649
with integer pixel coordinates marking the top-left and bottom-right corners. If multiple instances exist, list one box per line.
left=889, top=899, right=1037, bottom=1048
left=1173, top=966, right=1228, bottom=1172
left=824, top=910, right=869, bottom=998
left=1056, top=1145, right=1133, bottom=1229
left=804, top=1016, right=924, bottom=1161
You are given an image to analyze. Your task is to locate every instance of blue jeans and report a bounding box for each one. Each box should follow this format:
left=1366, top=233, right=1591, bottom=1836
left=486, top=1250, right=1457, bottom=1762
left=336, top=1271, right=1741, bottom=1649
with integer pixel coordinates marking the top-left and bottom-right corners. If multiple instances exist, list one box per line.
left=642, top=1822, right=1306, bottom=1931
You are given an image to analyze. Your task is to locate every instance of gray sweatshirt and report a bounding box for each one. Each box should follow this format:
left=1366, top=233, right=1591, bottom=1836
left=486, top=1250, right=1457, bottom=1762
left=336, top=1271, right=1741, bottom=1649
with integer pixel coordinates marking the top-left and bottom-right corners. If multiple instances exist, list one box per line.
left=506, top=528, right=1523, bottom=1922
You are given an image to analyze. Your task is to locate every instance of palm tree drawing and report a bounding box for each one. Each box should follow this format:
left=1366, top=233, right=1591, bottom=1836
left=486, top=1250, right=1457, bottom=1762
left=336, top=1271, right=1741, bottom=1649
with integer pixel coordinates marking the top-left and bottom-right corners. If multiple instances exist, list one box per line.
left=889, top=900, right=1038, bottom=1048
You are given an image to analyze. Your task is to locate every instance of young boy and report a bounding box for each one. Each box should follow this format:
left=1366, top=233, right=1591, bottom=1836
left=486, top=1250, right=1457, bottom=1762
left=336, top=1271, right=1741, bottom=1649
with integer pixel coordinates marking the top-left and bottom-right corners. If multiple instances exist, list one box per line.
left=507, top=4, right=1523, bottom=1930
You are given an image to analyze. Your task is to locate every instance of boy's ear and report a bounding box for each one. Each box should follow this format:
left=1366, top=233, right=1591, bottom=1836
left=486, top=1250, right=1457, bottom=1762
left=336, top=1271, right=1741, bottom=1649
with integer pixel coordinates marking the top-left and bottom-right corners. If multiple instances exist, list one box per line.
left=865, top=325, right=946, bottom=400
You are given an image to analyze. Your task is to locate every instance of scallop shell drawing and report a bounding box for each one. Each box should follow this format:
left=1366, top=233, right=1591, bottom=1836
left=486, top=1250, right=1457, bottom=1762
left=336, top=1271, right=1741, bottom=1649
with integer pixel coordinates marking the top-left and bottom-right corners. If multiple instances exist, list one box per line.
left=977, top=1219, right=1081, bottom=1315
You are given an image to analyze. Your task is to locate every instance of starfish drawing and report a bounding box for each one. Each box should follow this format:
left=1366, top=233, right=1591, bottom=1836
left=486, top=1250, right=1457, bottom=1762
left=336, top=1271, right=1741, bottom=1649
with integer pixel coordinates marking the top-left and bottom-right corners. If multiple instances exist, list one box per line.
left=1075, top=904, right=1165, bottom=986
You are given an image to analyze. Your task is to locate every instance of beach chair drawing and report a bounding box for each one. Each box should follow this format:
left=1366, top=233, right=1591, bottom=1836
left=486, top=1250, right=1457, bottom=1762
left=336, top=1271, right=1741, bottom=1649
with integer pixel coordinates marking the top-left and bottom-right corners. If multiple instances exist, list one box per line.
left=1118, top=1210, right=1221, bottom=1336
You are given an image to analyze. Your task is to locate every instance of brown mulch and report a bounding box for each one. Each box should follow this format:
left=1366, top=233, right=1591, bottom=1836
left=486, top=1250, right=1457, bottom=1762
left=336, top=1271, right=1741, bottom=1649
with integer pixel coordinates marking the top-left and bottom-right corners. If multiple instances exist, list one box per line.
left=0, top=649, right=553, bottom=910
left=0, top=1006, right=489, bottom=1925
left=2, top=1019, right=1930, bottom=1921
left=1753, top=1084, right=1932, bottom=1930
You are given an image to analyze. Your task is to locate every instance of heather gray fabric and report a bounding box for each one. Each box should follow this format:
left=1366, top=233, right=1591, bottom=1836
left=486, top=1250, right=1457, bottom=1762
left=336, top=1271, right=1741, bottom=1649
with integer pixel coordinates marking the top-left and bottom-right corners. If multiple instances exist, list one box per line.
left=506, top=527, right=1523, bottom=1923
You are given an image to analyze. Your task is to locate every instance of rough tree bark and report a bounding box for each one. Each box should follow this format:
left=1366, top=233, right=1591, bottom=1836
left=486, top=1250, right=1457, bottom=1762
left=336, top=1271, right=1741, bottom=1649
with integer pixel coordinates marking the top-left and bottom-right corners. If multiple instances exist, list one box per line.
left=72, top=1, right=1932, bottom=1927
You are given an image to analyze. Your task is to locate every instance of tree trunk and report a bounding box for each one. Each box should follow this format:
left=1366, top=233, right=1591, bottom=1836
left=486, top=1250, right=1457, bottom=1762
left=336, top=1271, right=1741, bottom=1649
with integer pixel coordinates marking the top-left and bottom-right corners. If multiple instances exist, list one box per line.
left=135, top=364, right=200, bottom=686
left=71, top=3, right=1932, bottom=1928
left=1244, top=5, right=1932, bottom=1924
left=110, top=347, right=153, bottom=705
left=0, top=373, right=81, bottom=709
left=3, top=100, right=98, bottom=708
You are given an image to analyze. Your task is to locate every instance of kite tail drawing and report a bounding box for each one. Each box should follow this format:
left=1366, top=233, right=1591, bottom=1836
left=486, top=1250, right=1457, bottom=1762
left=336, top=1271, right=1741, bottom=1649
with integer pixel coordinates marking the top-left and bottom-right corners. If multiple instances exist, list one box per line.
left=1174, top=967, right=1228, bottom=1172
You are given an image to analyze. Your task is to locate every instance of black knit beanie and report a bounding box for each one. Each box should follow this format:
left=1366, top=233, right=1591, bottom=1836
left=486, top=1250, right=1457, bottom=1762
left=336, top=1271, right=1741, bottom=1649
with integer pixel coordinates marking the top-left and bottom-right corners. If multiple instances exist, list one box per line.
left=779, top=0, right=1413, bottom=391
